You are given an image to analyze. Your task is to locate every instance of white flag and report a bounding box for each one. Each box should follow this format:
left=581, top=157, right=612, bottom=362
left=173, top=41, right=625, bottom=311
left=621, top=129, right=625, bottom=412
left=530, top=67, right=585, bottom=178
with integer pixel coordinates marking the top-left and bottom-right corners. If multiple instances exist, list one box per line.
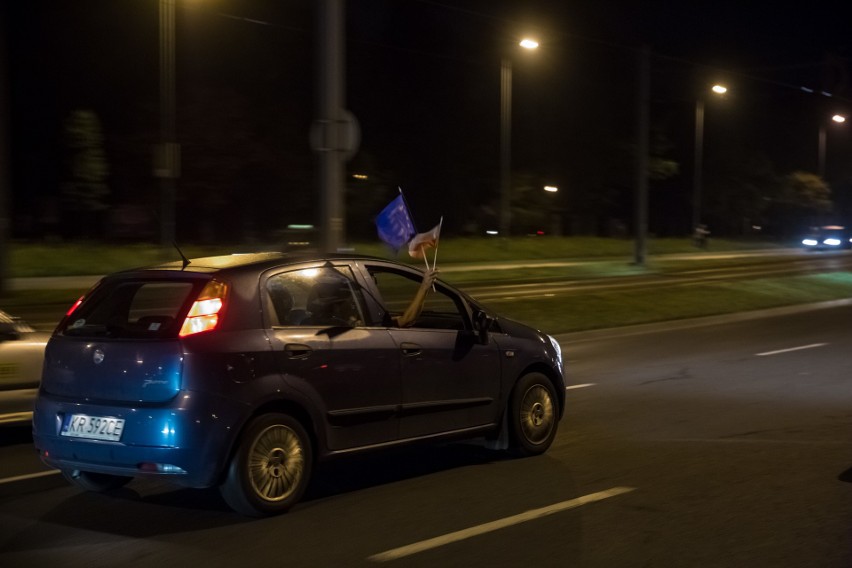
left=408, top=223, right=441, bottom=259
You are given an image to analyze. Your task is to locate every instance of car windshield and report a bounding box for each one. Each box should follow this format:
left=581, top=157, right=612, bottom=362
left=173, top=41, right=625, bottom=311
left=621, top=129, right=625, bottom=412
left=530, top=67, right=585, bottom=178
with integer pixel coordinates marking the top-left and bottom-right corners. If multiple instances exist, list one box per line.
left=60, top=279, right=200, bottom=339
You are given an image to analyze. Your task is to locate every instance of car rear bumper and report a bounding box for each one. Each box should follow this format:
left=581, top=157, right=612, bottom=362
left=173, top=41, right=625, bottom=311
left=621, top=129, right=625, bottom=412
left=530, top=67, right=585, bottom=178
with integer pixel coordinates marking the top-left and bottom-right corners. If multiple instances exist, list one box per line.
left=32, top=391, right=241, bottom=488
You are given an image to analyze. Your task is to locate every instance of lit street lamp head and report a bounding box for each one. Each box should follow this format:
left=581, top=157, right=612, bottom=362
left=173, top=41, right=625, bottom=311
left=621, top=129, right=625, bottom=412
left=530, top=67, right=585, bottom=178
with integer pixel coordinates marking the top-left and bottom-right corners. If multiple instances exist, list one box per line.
left=519, top=38, right=539, bottom=49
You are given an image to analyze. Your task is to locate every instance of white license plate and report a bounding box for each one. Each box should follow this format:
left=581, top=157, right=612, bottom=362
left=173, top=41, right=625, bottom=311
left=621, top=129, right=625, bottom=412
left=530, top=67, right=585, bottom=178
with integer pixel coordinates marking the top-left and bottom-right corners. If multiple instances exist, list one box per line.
left=61, top=414, right=125, bottom=442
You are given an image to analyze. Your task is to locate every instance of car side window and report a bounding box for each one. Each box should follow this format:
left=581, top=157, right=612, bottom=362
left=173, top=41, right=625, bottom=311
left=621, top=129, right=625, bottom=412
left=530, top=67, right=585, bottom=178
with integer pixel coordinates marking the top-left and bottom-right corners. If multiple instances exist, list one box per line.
left=367, top=268, right=467, bottom=330
left=266, top=266, right=366, bottom=327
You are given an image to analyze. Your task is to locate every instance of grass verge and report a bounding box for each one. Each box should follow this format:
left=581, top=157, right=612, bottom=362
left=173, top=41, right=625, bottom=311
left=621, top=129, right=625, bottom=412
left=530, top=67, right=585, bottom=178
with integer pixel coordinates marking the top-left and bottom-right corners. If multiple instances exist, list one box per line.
left=5, top=273, right=852, bottom=335
left=490, top=272, right=852, bottom=334
left=8, top=237, right=786, bottom=277
left=4, top=239, right=847, bottom=334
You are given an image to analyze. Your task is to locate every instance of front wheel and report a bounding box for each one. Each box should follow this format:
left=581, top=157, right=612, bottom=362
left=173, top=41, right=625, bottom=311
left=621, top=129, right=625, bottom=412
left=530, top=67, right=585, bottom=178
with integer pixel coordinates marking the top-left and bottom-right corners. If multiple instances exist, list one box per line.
left=507, top=372, right=559, bottom=456
left=61, top=469, right=132, bottom=492
left=219, top=413, right=313, bottom=517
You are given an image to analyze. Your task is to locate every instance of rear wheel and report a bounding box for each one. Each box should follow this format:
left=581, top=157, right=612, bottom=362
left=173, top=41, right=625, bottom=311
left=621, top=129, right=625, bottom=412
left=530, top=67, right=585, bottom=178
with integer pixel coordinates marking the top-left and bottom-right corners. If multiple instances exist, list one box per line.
left=219, top=413, right=312, bottom=517
left=507, top=372, right=558, bottom=456
left=61, top=469, right=132, bottom=492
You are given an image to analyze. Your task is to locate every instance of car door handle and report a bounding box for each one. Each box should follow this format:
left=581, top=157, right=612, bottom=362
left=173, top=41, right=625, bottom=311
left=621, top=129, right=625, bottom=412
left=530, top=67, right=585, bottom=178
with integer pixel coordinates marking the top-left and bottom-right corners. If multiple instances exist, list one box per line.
left=400, top=342, right=422, bottom=357
left=284, top=343, right=312, bottom=359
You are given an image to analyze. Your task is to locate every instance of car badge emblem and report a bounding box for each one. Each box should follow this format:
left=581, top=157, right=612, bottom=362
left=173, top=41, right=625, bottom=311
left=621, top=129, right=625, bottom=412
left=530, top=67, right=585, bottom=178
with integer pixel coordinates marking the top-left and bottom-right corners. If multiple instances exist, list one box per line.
left=93, top=349, right=105, bottom=365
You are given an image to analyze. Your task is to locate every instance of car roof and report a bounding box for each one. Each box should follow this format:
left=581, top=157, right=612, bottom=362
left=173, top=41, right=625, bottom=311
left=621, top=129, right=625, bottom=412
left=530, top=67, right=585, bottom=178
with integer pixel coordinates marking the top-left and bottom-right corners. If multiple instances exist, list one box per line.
left=122, top=251, right=410, bottom=277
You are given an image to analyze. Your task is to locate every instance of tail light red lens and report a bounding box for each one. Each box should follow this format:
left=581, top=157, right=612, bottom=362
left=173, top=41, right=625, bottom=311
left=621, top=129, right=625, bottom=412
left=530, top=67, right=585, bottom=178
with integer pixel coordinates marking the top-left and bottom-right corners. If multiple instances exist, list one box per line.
left=179, top=280, right=228, bottom=337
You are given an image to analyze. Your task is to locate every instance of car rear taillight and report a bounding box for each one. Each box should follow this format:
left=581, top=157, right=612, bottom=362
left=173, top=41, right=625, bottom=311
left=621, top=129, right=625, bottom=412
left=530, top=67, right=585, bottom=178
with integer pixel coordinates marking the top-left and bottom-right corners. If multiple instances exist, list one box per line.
left=66, top=296, right=84, bottom=317
left=179, top=280, right=228, bottom=337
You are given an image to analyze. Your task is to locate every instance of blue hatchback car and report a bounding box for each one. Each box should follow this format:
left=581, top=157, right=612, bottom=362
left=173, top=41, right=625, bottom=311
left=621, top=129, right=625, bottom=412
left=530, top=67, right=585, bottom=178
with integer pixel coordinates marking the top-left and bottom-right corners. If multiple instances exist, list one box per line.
left=33, top=252, right=565, bottom=516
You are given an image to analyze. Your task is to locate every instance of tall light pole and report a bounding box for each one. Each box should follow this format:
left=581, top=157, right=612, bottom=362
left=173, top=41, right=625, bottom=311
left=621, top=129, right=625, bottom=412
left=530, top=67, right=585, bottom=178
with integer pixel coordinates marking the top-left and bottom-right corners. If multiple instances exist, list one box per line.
left=313, top=0, right=359, bottom=253
left=635, top=45, right=650, bottom=265
left=818, top=113, right=846, bottom=179
left=157, top=0, right=178, bottom=250
left=692, top=84, right=727, bottom=232
left=499, top=38, right=538, bottom=238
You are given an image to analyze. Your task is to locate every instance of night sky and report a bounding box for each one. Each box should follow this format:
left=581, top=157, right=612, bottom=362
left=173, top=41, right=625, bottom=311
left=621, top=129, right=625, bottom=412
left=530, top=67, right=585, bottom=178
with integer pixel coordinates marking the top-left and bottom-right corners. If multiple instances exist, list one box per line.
left=4, top=1, right=852, bottom=241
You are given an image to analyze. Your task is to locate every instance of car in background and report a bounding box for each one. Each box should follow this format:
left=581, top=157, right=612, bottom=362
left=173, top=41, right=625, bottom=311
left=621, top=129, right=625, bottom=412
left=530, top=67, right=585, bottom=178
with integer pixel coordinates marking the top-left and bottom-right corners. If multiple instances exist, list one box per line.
left=32, top=252, right=565, bottom=516
left=802, top=225, right=852, bottom=250
left=0, top=310, right=50, bottom=425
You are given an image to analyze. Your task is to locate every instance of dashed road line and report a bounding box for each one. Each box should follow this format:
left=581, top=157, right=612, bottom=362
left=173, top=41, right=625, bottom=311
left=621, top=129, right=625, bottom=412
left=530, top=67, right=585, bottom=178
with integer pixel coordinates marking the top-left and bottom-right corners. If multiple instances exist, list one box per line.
left=0, top=470, right=61, bottom=485
left=368, top=486, right=635, bottom=562
left=566, top=383, right=595, bottom=390
left=756, top=343, right=827, bottom=357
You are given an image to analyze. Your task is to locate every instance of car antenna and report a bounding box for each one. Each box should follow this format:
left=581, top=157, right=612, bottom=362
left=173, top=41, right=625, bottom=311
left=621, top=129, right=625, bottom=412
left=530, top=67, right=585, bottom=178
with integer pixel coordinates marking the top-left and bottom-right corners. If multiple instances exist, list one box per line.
left=174, top=241, right=191, bottom=270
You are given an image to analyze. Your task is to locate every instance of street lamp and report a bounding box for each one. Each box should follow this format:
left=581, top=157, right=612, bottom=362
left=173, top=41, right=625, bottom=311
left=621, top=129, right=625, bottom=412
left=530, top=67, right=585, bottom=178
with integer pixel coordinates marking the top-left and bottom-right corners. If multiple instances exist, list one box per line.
left=692, top=84, right=727, bottom=232
left=544, top=185, right=560, bottom=235
left=499, top=38, right=538, bottom=237
left=818, top=113, right=846, bottom=179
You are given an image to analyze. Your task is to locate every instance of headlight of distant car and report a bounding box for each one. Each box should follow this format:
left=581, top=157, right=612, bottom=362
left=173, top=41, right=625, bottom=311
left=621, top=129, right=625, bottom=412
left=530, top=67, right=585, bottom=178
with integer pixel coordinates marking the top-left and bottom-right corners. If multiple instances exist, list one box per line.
left=802, top=238, right=818, bottom=246
left=824, top=238, right=842, bottom=246
left=548, top=334, right=563, bottom=373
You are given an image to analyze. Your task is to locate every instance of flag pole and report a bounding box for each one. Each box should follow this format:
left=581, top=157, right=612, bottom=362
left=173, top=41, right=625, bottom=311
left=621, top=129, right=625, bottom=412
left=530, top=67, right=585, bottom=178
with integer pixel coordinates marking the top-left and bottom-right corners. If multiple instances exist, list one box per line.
left=398, top=186, right=428, bottom=270
left=398, top=185, right=424, bottom=267
left=432, top=216, right=443, bottom=269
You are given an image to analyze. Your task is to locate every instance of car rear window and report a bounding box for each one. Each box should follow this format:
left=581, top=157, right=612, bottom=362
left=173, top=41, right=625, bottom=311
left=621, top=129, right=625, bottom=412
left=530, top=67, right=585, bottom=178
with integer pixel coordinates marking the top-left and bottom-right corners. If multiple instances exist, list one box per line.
left=61, top=280, right=200, bottom=339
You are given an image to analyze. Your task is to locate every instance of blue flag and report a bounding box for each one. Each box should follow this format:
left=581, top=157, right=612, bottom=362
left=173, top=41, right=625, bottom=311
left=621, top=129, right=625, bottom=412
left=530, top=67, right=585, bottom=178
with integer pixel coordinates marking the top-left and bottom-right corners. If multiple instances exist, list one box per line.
left=375, top=194, right=416, bottom=251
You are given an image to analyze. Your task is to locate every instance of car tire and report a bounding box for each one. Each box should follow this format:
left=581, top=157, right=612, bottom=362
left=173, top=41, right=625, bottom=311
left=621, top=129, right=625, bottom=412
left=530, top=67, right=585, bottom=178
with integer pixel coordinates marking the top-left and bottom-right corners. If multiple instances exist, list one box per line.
left=219, top=413, right=313, bottom=517
left=507, top=372, right=558, bottom=457
left=61, top=469, right=132, bottom=492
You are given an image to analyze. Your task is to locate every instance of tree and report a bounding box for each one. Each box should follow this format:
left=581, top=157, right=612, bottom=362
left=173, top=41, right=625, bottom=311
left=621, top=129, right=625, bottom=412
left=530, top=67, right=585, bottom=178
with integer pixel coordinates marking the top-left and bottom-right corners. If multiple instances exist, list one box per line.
left=705, top=155, right=780, bottom=236
left=765, top=171, right=833, bottom=235
left=61, top=109, right=110, bottom=236
left=176, top=86, right=313, bottom=243
left=509, top=172, right=562, bottom=235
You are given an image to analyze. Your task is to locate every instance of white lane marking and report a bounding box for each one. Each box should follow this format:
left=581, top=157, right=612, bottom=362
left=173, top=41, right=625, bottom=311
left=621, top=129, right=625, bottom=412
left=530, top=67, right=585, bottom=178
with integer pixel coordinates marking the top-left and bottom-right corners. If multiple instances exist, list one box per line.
left=655, top=438, right=846, bottom=446
left=0, top=411, right=33, bottom=425
left=0, top=470, right=61, bottom=485
left=368, top=486, right=635, bottom=562
left=566, top=383, right=595, bottom=390
left=755, top=343, right=827, bottom=357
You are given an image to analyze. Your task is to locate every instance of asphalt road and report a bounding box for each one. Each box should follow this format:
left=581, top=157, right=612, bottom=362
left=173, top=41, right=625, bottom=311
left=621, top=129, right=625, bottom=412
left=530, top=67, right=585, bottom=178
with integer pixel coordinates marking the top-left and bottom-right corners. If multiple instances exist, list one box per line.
left=1, top=303, right=850, bottom=566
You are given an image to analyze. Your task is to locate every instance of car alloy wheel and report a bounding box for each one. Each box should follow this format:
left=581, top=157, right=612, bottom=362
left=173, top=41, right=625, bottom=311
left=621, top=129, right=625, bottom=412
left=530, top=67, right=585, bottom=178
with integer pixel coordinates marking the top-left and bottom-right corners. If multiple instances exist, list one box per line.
left=220, top=413, right=313, bottom=516
left=247, top=423, right=305, bottom=503
left=520, top=384, right=555, bottom=445
left=508, top=372, right=558, bottom=456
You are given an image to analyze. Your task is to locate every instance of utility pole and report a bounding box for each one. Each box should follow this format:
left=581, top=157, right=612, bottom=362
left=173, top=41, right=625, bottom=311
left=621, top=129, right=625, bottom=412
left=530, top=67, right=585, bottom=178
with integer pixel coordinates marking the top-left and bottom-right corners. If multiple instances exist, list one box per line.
left=0, top=5, right=10, bottom=293
left=157, top=0, right=178, bottom=251
left=313, top=0, right=359, bottom=253
left=634, top=45, right=650, bottom=266
left=499, top=57, right=512, bottom=238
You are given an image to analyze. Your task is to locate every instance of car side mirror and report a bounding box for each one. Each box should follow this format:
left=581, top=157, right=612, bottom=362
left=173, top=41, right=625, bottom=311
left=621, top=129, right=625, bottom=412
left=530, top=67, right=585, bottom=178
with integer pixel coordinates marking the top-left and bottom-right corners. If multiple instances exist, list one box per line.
left=474, top=310, right=492, bottom=345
